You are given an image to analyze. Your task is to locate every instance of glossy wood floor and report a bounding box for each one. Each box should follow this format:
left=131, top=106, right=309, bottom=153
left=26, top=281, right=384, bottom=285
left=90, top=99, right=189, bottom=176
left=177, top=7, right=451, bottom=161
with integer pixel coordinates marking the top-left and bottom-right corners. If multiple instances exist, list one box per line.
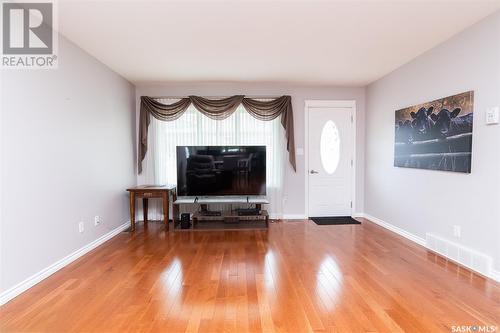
left=1, top=219, right=499, bottom=333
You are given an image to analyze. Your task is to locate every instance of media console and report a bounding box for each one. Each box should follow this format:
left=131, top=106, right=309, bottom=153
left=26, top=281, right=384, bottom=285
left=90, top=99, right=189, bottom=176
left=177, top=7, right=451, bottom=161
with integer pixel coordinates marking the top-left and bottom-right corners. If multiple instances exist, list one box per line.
left=173, top=196, right=270, bottom=228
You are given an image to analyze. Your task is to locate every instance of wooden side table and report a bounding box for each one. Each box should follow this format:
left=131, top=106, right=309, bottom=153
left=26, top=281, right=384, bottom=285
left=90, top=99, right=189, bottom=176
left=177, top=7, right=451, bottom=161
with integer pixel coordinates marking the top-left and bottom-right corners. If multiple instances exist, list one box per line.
left=126, top=185, right=176, bottom=232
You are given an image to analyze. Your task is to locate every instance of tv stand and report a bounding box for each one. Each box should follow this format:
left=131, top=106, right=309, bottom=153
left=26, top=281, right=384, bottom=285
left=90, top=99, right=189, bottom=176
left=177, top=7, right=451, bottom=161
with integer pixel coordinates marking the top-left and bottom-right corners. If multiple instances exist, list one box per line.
left=192, top=209, right=268, bottom=227
left=175, top=196, right=268, bottom=205
left=174, top=196, right=269, bottom=228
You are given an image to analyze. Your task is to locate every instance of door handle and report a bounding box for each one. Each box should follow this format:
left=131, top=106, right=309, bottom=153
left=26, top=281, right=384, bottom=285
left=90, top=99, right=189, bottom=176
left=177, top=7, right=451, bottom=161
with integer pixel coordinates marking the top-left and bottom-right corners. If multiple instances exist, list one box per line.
left=310, top=170, right=319, bottom=174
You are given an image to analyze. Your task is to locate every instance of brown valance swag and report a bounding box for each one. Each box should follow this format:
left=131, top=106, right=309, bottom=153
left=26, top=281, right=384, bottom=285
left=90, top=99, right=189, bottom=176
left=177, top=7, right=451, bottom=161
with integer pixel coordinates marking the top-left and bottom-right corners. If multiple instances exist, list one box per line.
left=138, top=95, right=296, bottom=173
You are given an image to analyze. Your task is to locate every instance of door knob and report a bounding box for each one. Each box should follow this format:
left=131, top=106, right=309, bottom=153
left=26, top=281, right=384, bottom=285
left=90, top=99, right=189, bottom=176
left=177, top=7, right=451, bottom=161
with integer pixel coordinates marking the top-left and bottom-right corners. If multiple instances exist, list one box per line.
left=310, top=170, right=319, bottom=174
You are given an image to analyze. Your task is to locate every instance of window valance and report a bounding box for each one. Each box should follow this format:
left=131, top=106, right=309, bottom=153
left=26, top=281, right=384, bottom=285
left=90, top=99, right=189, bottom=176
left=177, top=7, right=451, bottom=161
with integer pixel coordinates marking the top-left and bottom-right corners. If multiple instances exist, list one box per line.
left=138, top=95, right=296, bottom=173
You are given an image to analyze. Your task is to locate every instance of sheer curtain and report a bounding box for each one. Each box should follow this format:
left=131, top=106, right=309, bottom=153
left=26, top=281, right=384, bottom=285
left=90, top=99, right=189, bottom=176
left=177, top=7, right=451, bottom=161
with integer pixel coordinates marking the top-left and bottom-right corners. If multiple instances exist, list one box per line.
left=142, top=99, right=285, bottom=218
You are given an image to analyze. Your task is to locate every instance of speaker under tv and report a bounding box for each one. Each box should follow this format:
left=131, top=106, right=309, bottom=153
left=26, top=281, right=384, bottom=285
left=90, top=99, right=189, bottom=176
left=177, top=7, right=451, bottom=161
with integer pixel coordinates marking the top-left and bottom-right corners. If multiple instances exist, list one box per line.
left=180, top=213, right=191, bottom=229
left=176, top=146, right=266, bottom=197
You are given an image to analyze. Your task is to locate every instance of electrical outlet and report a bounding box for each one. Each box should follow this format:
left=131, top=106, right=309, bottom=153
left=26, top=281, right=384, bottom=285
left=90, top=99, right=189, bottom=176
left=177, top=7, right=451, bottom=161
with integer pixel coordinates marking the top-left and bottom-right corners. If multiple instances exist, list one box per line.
left=486, top=106, right=499, bottom=125
left=453, top=225, right=461, bottom=238
left=94, top=215, right=101, bottom=226
left=79, top=221, right=84, bottom=233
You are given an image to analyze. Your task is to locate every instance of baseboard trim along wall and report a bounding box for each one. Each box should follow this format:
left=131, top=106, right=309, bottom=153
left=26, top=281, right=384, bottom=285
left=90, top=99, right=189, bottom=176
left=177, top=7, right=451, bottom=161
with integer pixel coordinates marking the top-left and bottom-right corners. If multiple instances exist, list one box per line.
left=0, top=222, right=130, bottom=306
left=269, top=214, right=308, bottom=220
left=359, top=213, right=500, bottom=283
left=282, top=214, right=307, bottom=220
left=491, top=270, right=500, bottom=282
left=361, top=213, right=426, bottom=246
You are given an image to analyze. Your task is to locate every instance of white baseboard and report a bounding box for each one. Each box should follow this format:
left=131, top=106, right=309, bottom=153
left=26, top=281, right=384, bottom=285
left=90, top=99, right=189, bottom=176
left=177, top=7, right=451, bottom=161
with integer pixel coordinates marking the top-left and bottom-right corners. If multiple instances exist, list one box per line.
left=282, top=214, right=307, bottom=220
left=361, top=213, right=426, bottom=246
left=490, top=269, right=500, bottom=282
left=0, top=222, right=129, bottom=306
left=359, top=213, right=500, bottom=283
left=269, top=213, right=364, bottom=220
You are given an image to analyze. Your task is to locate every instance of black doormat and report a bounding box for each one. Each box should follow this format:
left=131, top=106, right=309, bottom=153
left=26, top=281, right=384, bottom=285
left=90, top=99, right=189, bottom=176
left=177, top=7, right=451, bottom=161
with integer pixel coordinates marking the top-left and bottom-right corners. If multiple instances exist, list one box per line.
left=310, top=216, right=361, bottom=225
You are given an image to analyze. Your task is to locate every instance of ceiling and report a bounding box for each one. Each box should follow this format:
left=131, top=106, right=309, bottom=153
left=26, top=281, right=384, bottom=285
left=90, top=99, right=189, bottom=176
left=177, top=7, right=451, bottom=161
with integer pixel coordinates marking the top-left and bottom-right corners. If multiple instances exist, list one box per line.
left=57, top=0, right=500, bottom=86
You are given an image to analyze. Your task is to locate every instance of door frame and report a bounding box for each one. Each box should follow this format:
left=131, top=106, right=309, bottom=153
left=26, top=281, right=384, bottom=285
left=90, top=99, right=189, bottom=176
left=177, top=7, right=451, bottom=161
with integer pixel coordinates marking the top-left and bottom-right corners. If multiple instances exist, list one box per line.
left=304, top=100, right=357, bottom=218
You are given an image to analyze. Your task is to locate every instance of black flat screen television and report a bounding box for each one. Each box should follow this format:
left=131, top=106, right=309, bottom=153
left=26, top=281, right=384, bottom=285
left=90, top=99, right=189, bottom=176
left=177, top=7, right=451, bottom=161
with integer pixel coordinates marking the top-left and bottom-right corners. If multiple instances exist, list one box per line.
left=176, top=146, right=266, bottom=197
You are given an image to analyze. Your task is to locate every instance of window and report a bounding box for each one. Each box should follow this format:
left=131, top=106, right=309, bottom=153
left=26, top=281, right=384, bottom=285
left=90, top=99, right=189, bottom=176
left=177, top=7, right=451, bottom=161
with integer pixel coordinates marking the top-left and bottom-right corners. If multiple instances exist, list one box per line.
left=320, top=120, right=340, bottom=174
left=145, top=99, right=285, bottom=215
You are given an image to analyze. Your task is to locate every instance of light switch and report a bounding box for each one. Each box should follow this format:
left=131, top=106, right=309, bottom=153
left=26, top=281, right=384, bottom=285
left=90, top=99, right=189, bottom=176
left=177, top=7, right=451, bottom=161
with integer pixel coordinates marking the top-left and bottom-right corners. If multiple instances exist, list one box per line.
left=486, top=106, right=499, bottom=125
left=296, top=147, right=304, bottom=156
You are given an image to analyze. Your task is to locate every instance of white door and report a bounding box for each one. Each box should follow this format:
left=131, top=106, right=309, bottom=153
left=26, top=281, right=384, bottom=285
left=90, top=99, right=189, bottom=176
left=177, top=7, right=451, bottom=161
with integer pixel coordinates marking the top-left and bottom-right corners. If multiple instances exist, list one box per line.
left=306, top=102, right=354, bottom=217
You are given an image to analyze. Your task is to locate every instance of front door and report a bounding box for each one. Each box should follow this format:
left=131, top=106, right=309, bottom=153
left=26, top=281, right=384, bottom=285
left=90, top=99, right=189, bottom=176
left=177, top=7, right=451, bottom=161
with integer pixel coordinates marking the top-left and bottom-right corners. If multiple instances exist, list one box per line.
left=307, top=102, right=354, bottom=217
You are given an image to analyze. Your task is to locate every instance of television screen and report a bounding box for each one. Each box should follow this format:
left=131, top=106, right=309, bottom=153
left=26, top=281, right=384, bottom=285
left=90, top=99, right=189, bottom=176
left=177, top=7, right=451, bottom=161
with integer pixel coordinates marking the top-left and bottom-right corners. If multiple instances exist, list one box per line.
left=176, top=146, right=266, bottom=196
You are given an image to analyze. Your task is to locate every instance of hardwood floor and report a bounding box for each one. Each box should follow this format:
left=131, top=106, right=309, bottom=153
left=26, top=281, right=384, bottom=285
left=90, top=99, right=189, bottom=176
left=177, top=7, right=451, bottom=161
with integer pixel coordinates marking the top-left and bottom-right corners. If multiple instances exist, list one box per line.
left=1, top=219, right=499, bottom=333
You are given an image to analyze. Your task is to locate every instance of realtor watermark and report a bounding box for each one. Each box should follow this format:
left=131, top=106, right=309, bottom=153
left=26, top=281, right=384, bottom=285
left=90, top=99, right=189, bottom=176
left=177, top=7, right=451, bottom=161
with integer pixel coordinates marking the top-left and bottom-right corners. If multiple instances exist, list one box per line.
left=451, top=325, right=498, bottom=332
left=1, top=0, right=58, bottom=69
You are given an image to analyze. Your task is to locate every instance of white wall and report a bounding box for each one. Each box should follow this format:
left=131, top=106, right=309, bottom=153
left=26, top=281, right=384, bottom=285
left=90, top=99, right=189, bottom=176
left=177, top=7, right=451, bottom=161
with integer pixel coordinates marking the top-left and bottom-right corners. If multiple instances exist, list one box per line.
left=365, top=12, right=500, bottom=271
left=135, top=83, right=366, bottom=217
left=0, top=35, right=136, bottom=295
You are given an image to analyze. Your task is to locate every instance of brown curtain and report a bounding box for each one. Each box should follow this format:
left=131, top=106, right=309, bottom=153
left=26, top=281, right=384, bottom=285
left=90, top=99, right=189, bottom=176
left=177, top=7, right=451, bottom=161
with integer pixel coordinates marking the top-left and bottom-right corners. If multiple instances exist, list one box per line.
left=138, top=95, right=296, bottom=173
left=190, top=95, right=244, bottom=120
left=242, top=97, right=295, bottom=171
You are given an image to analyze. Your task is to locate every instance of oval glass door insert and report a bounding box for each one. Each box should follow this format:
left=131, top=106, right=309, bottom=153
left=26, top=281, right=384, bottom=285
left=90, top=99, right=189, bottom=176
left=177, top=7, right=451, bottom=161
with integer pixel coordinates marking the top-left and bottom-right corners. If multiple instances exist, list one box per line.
left=320, top=120, right=340, bottom=174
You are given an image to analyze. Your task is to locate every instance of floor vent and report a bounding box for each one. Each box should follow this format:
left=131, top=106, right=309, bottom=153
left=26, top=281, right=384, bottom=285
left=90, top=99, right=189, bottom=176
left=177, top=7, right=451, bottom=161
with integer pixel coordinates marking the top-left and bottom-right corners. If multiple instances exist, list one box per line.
left=425, top=233, right=492, bottom=277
